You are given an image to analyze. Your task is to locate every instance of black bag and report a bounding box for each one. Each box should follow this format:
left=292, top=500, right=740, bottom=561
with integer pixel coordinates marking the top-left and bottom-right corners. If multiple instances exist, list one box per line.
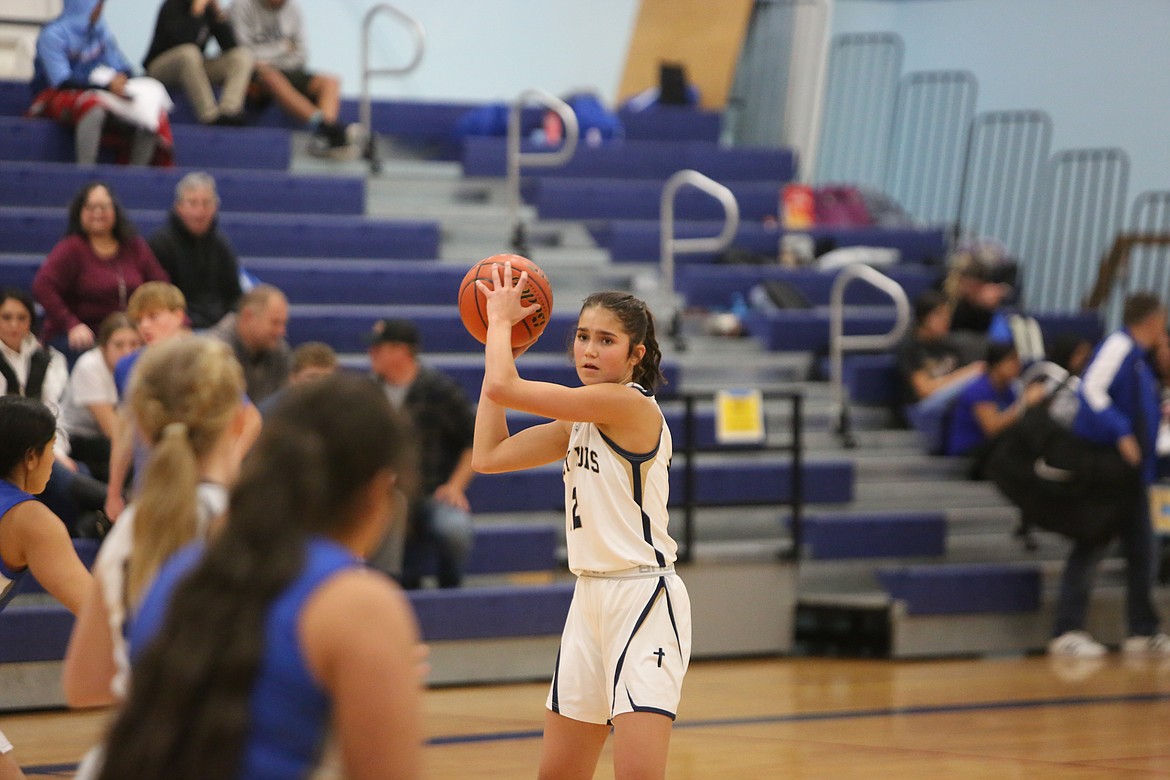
left=985, top=397, right=1137, bottom=545
left=749, top=279, right=811, bottom=310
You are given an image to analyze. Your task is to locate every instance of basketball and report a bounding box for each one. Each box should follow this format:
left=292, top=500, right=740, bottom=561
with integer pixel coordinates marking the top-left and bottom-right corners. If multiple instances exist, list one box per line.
left=458, top=254, right=553, bottom=347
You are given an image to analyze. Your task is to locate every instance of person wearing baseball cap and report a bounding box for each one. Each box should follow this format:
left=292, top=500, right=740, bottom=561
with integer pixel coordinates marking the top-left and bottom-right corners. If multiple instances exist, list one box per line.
left=366, top=318, right=476, bottom=589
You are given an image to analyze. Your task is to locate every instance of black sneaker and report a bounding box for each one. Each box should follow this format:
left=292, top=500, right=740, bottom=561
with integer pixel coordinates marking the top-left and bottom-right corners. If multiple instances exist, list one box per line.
left=307, top=123, right=358, bottom=160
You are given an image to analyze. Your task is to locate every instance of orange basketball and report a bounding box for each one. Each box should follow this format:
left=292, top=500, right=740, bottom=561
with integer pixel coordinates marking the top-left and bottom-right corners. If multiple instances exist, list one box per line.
left=458, top=254, right=553, bottom=347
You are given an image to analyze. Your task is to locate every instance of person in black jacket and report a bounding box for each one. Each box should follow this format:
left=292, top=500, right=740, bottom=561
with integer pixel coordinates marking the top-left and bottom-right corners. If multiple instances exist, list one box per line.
left=143, top=0, right=253, bottom=125
left=148, top=172, right=243, bottom=329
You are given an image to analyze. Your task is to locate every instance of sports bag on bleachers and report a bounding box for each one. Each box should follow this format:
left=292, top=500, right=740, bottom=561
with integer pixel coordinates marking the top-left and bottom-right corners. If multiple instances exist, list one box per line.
left=985, top=384, right=1135, bottom=545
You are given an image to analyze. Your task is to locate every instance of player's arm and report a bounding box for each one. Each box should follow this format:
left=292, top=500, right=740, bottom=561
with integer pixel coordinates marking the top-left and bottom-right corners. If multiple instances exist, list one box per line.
left=301, top=570, right=423, bottom=780
left=472, top=393, right=570, bottom=473
left=62, top=580, right=119, bottom=708
left=6, top=502, right=91, bottom=615
left=105, top=406, right=134, bottom=520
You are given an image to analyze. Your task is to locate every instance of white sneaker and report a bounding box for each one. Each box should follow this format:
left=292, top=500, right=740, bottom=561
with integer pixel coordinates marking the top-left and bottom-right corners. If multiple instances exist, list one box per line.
left=1122, top=633, right=1170, bottom=656
left=1048, top=630, right=1107, bottom=657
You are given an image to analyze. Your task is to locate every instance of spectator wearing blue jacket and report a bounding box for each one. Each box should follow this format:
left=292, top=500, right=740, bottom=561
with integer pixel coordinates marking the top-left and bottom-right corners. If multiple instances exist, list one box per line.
left=31, top=0, right=164, bottom=165
left=1050, top=292, right=1170, bottom=657
left=945, top=342, right=1045, bottom=465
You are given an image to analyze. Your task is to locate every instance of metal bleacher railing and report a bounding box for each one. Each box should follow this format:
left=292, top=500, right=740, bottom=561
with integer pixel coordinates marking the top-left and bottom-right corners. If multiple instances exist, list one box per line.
left=359, top=3, right=425, bottom=174
left=673, top=389, right=805, bottom=564
left=506, top=88, right=578, bottom=256
left=659, top=169, right=739, bottom=350
left=829, top=264, right=910, bottom=448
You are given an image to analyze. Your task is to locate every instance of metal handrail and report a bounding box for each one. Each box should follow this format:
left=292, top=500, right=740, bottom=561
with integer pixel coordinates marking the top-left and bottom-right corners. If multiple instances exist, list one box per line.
left=660, top=170, right=740, bottom=346
left=507, top=89, right=579, bottom=251
left=829, top=264, right=910, bottom=447
left=359, top=3, right=425, bottom=172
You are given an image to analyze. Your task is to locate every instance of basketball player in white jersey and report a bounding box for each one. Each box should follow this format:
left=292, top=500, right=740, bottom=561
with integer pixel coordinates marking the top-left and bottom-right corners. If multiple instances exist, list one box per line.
left=473, top=262, right=691, bottom=780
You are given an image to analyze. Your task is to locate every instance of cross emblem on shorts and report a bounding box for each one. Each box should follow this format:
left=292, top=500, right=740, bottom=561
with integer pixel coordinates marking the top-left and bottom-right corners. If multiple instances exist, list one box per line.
left=653, top=648, right=665, bottom=668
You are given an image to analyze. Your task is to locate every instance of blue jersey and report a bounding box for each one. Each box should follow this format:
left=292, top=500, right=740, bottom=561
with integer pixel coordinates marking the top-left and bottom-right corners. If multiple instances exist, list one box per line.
left=0, top=481, right=35, bottom=612
left=132, top=536, right=361, bottom=779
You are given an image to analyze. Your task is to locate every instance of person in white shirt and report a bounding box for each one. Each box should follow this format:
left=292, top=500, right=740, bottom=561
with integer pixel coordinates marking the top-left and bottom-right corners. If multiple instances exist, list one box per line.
left=60, top=312, right=141, bottom=482
left=0, top=288, right=69, bottom=422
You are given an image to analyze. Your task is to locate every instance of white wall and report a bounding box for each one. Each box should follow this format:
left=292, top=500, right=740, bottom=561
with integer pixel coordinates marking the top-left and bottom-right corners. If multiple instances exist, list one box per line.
left=103, top=0, right=641, bottom=104
left=833, top=0, right=1170, bottom=202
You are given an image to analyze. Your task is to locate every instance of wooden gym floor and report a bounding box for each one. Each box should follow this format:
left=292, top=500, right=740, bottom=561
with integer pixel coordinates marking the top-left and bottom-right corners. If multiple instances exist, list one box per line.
left=6, top=654, right=1170, bottom=778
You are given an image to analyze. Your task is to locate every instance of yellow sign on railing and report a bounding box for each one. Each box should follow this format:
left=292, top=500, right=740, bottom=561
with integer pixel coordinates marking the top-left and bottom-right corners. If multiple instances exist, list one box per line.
left=715, top=388, right=765, bottom=445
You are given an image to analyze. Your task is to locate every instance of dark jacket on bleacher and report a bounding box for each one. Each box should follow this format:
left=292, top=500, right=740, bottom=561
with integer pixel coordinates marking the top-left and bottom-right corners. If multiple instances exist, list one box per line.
left=143, top=0, right=241, bottom=70
left=148, top=210, right=243, bottom=329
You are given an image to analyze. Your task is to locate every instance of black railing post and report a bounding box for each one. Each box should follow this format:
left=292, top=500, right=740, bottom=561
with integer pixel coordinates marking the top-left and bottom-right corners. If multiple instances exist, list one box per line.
left=786, top=392, right=804, bottom=561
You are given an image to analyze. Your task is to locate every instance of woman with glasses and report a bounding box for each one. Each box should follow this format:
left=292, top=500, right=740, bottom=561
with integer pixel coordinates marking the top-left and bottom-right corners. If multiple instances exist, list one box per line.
left=32, top=182, right=169, bottom=356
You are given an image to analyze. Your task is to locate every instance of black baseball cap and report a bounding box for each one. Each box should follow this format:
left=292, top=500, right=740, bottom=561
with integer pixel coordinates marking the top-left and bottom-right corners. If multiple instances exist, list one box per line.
left=364, top=318, right=419, bottom=347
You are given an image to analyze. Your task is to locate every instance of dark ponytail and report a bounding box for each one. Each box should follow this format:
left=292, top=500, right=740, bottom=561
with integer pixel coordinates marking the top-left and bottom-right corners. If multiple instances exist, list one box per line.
left=96, top=374, right=416, bottom=780
left=580, top=291, right=665, bottom=392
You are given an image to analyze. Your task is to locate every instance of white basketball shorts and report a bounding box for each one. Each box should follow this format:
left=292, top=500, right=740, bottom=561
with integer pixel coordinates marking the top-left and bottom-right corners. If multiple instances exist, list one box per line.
left=546, top=569, right=691, bottom=725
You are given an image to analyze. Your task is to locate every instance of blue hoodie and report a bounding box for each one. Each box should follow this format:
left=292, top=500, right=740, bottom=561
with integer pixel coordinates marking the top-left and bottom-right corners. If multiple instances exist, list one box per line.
left=32, top=0, right=134, bottom=94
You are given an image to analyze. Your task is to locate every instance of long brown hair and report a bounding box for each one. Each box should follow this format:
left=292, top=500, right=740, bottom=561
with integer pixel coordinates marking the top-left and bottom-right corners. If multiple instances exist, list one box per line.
left=97, top=374, right=416, bottom=780
left=580, top=291, right=665, bottom=391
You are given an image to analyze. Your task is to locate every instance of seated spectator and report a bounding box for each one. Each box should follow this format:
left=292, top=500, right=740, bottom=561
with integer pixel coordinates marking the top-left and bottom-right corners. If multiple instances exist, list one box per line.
left=229, top=0, right=357, bottom=158
left=367, top=318, right=475, bottom=589
left=945, top=342, right=1046, bottom=465
left=257, top=340, right=337, bottom=416
left=896, top=290, right=986, bottom=452
left=209, top=284, right=291, bottom=405
left=106, top=282, right=192, bottom=520
left=143, top=0, right=254, bottom=126
left=30, top=0, right=173, bottom=166
left=59, top=313, right=142, bottom=482
left=148, top=172, right=243, bottom=329
left=0, top=395, right=94, bottom=779
left=944, top=239, right=1016, bottom=336
left=32, top=182, right=169, bottom=355
left=0, top=287, right=108, bottom=535
left=0, top=288, right=69, bottom=415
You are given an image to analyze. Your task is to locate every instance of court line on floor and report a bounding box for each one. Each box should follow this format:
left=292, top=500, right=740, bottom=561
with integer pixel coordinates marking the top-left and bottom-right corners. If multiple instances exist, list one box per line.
left=25, top=689, right=1170, bottom=774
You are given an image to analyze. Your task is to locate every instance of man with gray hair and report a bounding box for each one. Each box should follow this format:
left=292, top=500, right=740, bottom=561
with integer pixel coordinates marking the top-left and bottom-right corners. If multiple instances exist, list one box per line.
left=148, top=171, right=243, bottom=328
left=210, top=283, right=291, bottom=404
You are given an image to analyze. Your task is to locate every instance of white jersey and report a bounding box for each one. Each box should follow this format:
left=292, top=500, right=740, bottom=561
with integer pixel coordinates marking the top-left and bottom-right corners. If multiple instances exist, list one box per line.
left=93, top=482, right=227, bottom=699
left=562, top=384, right=676, bottom=574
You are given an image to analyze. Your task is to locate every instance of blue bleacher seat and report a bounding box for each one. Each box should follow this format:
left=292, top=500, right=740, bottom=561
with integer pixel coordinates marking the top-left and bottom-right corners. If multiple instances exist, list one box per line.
left=0, top=604, right=74, bottom=663
left=467, top=458, right=854, bottom=513
left=801, top=512, right=947, bottom=560
left=0, top=208, right=440, bottom=258
left=244, top=258, right=465, bottom=304
left=0, top=161, right=364, bottom=214
left=742, top=307, right=901, bottom=352
left=0, top=117, right=292, bottom=170
left=876, top=562, right=1042, bottom=615
left=676, top=264, right=941, bottom=309
left=592, top=221, right=950, bottom=265
left=531, top=177, right=783, bottom=221
left=286, top=305, right=577, bottom=354
left=408, top=582, right=575, bottom=642
left=618, top=107, right=722, bottom=143
left=462, top=137, right=796, bottom=183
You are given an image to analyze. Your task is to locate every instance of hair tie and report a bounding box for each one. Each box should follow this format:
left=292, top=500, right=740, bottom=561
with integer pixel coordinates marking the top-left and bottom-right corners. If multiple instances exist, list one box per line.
left=163, top=421, right=189, bottom=438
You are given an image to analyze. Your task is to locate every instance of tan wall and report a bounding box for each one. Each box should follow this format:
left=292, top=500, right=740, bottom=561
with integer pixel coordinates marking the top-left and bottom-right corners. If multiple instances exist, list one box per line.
left=618, top=0, right=754, bottom=110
